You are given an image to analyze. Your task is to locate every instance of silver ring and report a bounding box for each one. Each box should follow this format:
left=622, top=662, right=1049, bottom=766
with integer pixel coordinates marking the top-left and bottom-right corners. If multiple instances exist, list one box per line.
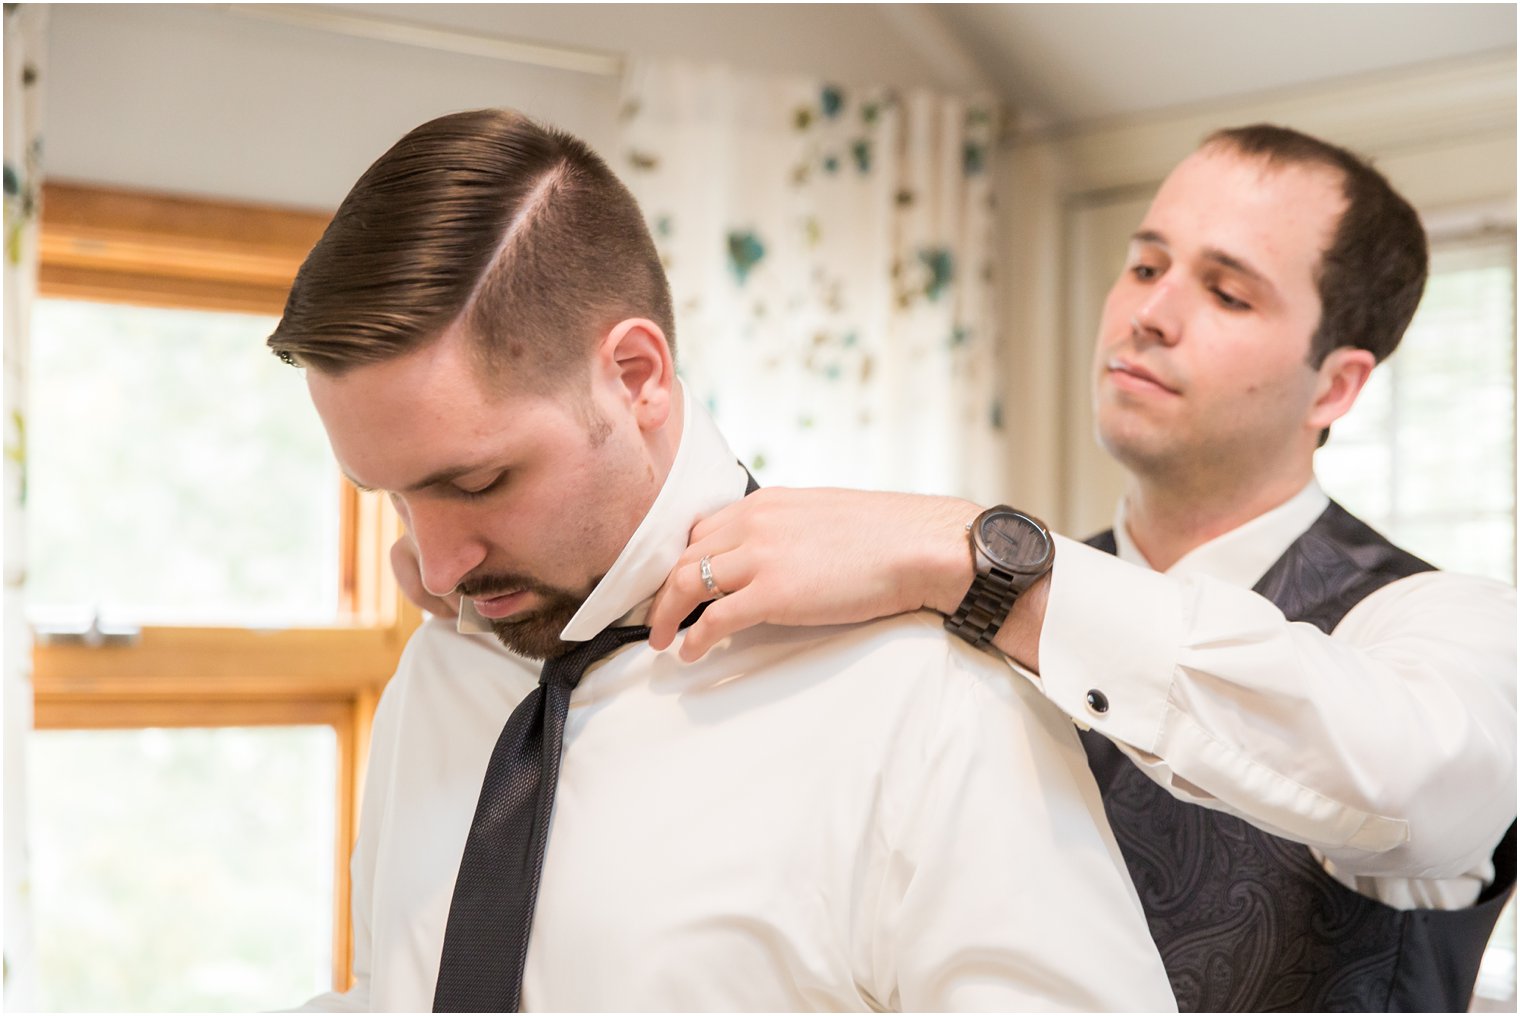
left=699, top=554, right=725, bottom=598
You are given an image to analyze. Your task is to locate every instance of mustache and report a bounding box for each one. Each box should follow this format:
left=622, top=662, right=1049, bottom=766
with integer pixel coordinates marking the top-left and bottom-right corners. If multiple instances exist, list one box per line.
left=456, top=572, right=547, bottom=600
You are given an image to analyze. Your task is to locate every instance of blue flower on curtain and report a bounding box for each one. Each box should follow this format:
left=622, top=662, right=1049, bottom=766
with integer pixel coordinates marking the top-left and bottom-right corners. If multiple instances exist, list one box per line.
left=963, top=141, right=986, bottom=177
left=727, top=230, right=766, bottom=285
left=850, top=139, right=872, bottom=174
left=918, top=248, right=954, bottom=302
left=820, top=84, right=845, bottom=119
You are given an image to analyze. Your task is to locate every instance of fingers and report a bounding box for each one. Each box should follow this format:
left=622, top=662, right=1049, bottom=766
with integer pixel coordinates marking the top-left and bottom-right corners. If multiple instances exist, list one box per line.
left=390, top=536, right=461, bottom=619
left=675, top=591, right=767, bottom=662
left=647, top=545, right=751, bottom=651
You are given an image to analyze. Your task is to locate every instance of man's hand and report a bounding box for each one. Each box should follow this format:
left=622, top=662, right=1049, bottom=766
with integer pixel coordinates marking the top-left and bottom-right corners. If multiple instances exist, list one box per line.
left=647, top=487, right=981, bottom=661
left=390, top=534, right=463, bottom=620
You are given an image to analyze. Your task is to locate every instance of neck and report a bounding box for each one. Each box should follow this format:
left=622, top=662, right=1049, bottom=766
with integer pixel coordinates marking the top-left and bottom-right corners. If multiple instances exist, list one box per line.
left=1123, top=460, right=1312, bottom=572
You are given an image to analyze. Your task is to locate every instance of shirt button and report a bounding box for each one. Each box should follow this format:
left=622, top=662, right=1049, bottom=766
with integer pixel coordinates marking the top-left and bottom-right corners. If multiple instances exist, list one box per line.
left=1085, top=689, right=1109, bottom=715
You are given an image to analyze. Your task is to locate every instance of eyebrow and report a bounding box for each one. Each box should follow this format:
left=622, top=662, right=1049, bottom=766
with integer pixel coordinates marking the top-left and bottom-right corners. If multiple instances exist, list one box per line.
left=1131, top=229, right=1271, bottom=287
left=342, top=461, right=499, bottom=495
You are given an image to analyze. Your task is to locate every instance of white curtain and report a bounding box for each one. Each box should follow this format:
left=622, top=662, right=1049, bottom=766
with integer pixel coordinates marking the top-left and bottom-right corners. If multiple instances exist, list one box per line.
left=4, top=4, right=45, bottom=1008
left=618, top=61, right=1005, bottom=503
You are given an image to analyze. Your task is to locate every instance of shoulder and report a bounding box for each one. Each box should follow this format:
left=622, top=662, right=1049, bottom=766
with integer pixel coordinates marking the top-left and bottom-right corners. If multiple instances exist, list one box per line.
left=737, top=610, right=1074, bottom=747
left=1342, top=568, right=1515, bottom=629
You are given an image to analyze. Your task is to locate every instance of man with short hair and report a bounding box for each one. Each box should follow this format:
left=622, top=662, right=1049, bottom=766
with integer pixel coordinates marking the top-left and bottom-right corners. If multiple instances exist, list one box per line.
left=614, top=125, right=1515, bottom=1011
left=277, top=108, right=1175, bottom=1012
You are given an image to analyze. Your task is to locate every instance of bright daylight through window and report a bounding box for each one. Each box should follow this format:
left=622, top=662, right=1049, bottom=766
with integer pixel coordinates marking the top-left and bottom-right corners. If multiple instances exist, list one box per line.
left=26, top=298, right=339, bottom=629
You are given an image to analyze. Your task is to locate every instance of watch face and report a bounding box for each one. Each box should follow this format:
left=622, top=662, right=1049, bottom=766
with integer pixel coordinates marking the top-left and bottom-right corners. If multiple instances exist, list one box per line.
left=978, top=510, right=1053, bottom=573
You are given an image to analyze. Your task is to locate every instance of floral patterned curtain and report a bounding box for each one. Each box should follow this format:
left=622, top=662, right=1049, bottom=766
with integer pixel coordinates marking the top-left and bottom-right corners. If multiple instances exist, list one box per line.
left=618, top=61, right=1005, bottom=503
left=4, top=3, right=45, bottom=1008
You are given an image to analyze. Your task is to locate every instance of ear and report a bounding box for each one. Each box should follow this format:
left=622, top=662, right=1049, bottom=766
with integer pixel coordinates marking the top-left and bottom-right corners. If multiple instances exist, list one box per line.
left=593, top=318, right=675, bottom=432
left=1306, top=346, right=1376, bottom=432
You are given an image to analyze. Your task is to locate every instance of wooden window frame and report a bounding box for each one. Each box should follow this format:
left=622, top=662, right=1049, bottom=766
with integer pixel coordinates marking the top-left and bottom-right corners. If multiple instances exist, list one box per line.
left=31, top=180, right=420, bottom=994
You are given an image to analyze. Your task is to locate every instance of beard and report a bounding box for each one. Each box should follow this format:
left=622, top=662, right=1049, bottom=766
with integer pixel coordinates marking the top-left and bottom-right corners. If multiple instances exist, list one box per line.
left=457, top=572, right=597, bottom=661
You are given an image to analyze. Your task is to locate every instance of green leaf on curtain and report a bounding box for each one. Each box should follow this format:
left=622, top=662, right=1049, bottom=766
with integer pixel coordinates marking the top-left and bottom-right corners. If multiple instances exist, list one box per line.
left=895, top=189, right=916, bottom=207
left=2, top=164, right=17, bottom=197
left=862, top=102, right=880, bottom=125
left=803, top=218, right=821, bottom=247
left=793, top=107, right=814, bottom=131
left=5, top=409, right=25, bottom=506
left=851, top=140, right=872, bottom=174
left=627, top=150, right=660, bottom=172
left=990, top=399, right=1005, bottom=430
left=751, top=452, right=768, bottom=471
left=822, top=155, right=839, bottom=175
left=821, top=85, right=844, bottom=119
left=654, top=215, right=673, bottom=238
left=918, top=248, right=955, bottom=301
left=963, top=142, right=986, bottom=176
left=727, top=230, right=766, bottom=285
left=949, top=326, right=971, bottom=347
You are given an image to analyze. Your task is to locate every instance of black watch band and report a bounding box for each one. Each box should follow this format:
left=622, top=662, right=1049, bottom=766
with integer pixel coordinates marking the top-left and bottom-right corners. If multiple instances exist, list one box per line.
left=944, top=566, right=1020, bottom=648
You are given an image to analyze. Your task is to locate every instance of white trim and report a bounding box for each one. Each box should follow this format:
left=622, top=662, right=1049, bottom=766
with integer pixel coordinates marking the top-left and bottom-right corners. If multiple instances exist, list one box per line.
left=219, top=4, right=624, bottom=78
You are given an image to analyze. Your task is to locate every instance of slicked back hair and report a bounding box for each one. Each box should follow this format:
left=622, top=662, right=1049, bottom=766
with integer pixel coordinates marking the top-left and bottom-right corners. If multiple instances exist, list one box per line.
left=268, top=109, right=675, bottom=390
left=1203, top=124, right=1428, bottom=369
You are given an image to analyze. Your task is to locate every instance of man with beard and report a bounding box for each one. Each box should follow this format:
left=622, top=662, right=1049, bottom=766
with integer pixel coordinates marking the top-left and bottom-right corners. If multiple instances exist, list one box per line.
left=275, top=108, right=1174, bottom=1012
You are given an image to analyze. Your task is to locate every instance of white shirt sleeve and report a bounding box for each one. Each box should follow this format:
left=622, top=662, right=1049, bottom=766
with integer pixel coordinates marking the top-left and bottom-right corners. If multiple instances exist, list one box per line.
left=1033, top=535, right=1516, bottom=893
left=878, top=643, right=1177, bottom=1012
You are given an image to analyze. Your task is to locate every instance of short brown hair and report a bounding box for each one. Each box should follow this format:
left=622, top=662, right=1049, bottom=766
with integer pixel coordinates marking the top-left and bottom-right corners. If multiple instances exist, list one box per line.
left=1204, top=124, right=1428, bottom=368
left=268, top=108, right=675, bottom=386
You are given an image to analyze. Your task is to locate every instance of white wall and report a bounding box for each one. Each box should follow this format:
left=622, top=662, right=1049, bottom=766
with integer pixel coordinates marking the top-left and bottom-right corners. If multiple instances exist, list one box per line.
left=44, top=3, right=966, bottom=211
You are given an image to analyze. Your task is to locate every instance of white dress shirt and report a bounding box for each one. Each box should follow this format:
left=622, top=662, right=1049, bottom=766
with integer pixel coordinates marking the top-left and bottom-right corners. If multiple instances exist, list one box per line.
left=1033, top=480, right=1517, bottom=910
left=298, top=387, right=1175, bottom=1013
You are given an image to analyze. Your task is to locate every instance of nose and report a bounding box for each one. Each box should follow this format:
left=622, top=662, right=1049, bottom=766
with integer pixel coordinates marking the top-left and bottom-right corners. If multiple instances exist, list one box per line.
left=1131, top=277, right=1182, bottom=347
left=400, top=497, right=488, bottom=598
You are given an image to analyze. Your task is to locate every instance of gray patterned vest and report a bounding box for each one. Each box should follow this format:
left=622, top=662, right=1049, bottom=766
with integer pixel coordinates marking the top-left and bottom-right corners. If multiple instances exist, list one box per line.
left=1082, top=500, right=1516, bottom=1012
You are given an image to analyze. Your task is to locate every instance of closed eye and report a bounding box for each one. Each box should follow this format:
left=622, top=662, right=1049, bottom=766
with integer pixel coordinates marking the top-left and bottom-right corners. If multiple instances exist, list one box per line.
left=453, top=473, right=507, bottom=501
left=1212, top=287, right=1252, bottom=311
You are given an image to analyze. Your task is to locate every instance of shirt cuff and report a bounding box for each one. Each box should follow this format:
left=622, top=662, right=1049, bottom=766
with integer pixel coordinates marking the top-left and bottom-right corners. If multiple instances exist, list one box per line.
left=1033, top=535, right=1181, bottom=753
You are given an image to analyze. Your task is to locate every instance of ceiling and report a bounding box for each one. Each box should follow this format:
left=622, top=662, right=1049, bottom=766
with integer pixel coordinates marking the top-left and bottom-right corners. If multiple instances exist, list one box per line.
left=932, top=3, right=1516, bottom=129
left=257, top=3, right=1516, bottom=132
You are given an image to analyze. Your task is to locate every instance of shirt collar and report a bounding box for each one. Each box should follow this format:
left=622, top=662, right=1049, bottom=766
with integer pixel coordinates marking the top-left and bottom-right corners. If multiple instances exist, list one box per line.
left=456, top=381, right=748, bottom=640
left=1112, top=478, right=1330, bottom=585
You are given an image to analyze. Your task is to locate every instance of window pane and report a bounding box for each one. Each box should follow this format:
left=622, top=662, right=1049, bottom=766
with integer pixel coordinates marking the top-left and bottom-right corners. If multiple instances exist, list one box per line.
left=1320, top=237, right=1516, bottom=582
left=30, top=726, right=336, bottom=1012
left=26, top=299, right=340, bottom=626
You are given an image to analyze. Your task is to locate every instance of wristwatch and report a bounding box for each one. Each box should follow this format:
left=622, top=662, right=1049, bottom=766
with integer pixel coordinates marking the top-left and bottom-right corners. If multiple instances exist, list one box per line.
left=944, top=505, right=1055, bottom=648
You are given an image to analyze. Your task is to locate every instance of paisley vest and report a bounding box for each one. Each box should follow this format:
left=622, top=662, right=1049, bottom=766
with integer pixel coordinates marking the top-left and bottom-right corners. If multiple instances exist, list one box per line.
left=1082, top=500, right=1516, bottom=1011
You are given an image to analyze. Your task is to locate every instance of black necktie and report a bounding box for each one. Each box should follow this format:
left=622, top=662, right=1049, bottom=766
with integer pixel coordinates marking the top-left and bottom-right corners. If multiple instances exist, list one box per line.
left=433, top=622, right=652, bottom=1012
left=434, top=469, right=757, bottom=1012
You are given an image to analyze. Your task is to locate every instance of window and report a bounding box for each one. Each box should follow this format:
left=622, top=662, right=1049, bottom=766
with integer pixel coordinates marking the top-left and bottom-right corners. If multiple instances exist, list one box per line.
left=28, top=182, right=419, bottom=1009
left=1320, top=233, right=1516, bottom=581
